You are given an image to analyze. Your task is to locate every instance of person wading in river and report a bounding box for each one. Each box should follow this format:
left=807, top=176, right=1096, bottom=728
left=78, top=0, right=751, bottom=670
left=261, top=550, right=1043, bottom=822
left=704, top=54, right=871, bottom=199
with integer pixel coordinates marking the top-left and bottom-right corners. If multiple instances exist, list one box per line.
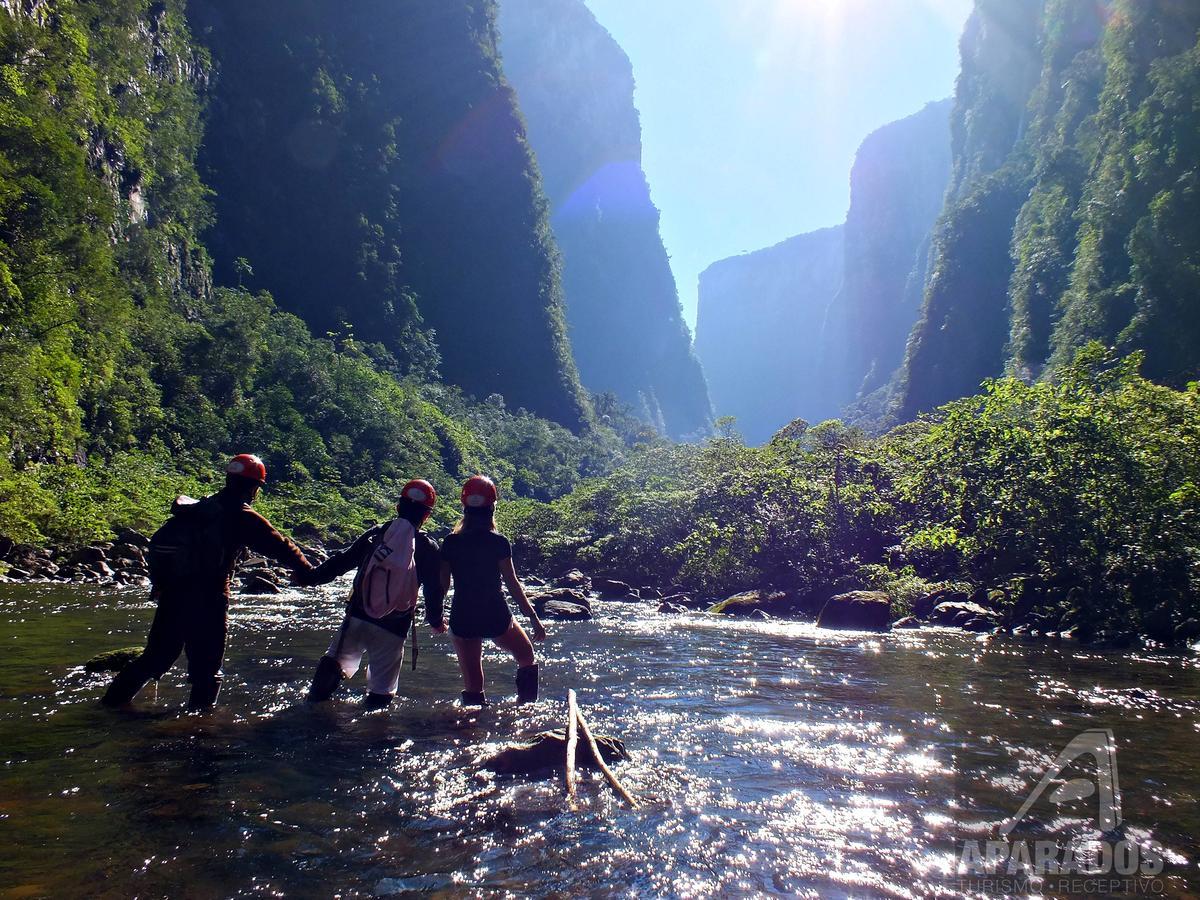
left=440, top=475, right=545, bottom=706
left=300, top=479, right=446, bottom=709
left=102, top=454, right=315, bottom=710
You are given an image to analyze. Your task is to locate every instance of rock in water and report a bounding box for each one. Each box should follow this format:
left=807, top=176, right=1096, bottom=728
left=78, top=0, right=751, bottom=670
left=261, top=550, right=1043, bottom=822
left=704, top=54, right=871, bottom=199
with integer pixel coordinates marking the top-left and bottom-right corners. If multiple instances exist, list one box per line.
left=84, top=647, right=143, bottom=673
left=927, top=600, right=998, bottom=628
left=708, top=590, right=791, bottom=617
left=540, top=600, right=592, bottom=621
left=817, top=591, right=893, bottom=631
left=240, top=574, right=280, bottom=595
left=531, top=588, right=591, bottom=613
left=484, top=729, right=628, bottom=776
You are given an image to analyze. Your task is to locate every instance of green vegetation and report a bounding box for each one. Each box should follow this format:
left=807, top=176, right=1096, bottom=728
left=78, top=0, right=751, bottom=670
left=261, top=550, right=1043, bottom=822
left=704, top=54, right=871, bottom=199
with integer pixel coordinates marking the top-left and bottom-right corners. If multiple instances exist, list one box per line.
left=897, top=0, right=1200, bottom=421
left=514, top=347, right=1200, bottom=639
left=0, top=1, right=625, bottom=548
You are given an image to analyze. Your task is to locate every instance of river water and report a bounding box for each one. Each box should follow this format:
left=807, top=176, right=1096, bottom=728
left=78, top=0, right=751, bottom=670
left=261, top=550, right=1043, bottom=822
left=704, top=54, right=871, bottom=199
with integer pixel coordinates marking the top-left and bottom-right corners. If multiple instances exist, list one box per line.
left=1, top=580, right=1198, bottom=898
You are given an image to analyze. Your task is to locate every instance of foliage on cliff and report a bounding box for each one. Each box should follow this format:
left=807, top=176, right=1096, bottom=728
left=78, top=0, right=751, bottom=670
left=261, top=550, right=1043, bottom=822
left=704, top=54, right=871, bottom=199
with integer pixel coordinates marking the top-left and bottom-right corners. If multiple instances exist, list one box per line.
left=0, top=1, right=624, bottom=547
left=191, top=0, right=592, bottom=429
left=497, top=0, right=711, bottom=438
left=897, top=0, right=1200, bottom=421
left=515, top=347, right=1200, bottom=638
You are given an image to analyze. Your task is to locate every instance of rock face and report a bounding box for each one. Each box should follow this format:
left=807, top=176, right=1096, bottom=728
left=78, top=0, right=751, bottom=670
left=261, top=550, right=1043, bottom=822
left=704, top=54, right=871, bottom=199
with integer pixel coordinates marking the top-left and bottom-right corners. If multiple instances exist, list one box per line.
left=497, top=0, right=712, bottom=438
left=840, top=100, right=953, bottom=402
left=894, top=0, right=1200, bottom=421
left=191, top=0, right=591, bottom=428
left=817, top=591, right=893, bottom=631
left=695, top=227, right=845, bottom=444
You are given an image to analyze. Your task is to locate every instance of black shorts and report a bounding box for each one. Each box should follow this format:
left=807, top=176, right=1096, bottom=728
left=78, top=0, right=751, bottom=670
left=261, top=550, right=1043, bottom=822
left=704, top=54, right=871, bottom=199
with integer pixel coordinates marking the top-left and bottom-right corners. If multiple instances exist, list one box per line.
left=450, top=596, right=514, bottom=640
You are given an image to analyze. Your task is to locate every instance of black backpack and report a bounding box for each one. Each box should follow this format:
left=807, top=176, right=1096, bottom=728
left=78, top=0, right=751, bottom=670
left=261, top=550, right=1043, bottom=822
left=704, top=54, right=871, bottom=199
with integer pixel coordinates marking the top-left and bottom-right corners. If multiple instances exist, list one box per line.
left=146, top=495, right=228, bottom=585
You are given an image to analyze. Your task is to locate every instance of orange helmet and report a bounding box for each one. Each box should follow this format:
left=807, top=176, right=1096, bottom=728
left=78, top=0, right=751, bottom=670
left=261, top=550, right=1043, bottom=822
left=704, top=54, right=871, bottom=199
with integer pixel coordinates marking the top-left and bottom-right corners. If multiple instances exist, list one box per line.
left=461, top=475, right=498, bottom=508
left=226, top=453, right=267, bottom=485
left=401, top=478, right=437, bottom=509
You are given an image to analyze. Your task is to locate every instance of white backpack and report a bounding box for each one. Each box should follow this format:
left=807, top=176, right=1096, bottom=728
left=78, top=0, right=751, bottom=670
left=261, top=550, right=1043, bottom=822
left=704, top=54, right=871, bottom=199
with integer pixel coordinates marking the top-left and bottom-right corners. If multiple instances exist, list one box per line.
left=358, top=518, right=419, bottom=618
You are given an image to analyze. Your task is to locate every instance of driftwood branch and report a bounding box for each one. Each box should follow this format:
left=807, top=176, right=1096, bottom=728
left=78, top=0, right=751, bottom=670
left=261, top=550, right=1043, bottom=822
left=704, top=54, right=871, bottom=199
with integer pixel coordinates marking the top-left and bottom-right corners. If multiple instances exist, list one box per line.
left=565, top=689, right=579, bottom=801
left=574, top=700, right=639, bottom=809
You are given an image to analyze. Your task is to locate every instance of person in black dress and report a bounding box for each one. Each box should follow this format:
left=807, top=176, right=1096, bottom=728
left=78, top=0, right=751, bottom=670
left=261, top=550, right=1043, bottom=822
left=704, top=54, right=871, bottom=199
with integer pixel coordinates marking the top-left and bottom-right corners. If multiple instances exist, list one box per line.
left=440, top=475, right=545, bottom=705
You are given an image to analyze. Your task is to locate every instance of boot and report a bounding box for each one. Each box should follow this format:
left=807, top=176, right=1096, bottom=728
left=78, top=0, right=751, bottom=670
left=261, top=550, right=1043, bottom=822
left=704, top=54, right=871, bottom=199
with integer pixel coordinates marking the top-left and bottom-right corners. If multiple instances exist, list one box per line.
left=100, top=662, right=152, bottom=707
left=187, top=677, right=221, bottom=711
left=460, top=690, right=488, bottom=707
left=306, top=656, right=345, bottom=702
left=515, top=664, right=539, bottom=703
left=363, top=692, right=394, bottom=710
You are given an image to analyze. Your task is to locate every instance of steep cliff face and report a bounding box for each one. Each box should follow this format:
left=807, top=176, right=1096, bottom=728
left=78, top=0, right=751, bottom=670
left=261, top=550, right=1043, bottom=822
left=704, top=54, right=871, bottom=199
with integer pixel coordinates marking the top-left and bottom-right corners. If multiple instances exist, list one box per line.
left=695, top=227, right=845, bottom=445
left=895, top=0, right=1200, bottom=421
left=842, top=99, right=953, bottom=399
left=189, top=0, right=591, bottom=429
left=497, top=0, right=712, bottom=438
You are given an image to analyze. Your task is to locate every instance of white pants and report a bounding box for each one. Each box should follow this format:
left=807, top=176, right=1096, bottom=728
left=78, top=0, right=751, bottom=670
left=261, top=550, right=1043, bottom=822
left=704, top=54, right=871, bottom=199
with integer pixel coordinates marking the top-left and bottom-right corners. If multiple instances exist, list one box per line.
left=326, top=615, right=408, bottom=696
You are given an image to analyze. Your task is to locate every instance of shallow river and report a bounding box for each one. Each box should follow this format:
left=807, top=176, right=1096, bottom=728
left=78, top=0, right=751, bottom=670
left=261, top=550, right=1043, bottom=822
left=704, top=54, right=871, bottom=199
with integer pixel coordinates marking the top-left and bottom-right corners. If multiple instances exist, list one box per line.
left=1, top=581, right=1198, bottom=898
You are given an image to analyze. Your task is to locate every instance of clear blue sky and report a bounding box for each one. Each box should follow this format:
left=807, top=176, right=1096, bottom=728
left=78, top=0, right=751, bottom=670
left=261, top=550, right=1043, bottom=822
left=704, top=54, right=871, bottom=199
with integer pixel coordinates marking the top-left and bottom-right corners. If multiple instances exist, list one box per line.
left=582, top=0, right=973, bottom=330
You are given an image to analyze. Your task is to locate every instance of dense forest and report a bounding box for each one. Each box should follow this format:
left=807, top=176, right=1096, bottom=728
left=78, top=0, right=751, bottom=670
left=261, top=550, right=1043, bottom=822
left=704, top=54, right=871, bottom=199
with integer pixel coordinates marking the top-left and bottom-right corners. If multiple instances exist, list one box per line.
left=894, top=0, right=1200, bottom=422
left=497, top=0, right=712, bottom=439
left=0, top=0, right=634, bottom=547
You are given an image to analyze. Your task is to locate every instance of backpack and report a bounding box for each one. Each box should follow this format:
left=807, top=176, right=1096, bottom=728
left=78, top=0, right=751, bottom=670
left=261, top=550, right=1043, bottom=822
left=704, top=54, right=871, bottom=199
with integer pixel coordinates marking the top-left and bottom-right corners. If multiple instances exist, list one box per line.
left=146, top=495, right=227, bottom=586
left=355, top=518, right=418, bottom=619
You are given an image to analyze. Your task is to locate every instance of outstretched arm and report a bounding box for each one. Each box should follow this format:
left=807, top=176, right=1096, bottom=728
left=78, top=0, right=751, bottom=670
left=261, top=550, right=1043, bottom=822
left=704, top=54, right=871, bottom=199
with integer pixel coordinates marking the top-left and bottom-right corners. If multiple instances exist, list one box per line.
left=293, top=527, right=377, bottom=587
left=500, top=557, right=545, bottom=642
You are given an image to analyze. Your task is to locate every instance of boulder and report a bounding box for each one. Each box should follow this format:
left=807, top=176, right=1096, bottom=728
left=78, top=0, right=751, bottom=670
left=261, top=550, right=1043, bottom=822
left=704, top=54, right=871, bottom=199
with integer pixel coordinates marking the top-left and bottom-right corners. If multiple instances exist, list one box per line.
left=961, top=617, right=996, bottom=633
left=540, top=600, right=592, bottom=621
left=84, top=646, right=143, bottom=673
left=749, top=609, right=774, bottom=622
left=912, top=588, right=969, bottom=619
left=816, top=591, right=892, bottom=632
left=595, top=577, right=635, bottom=598
left=708, top=590, right=790, bottom=617
left=115, top=527, right=149, bottom=547
left=113, top=543, right=146, bottom=565
left=531, top=588, right=591, bottom=613
left=893, top=616, right=922, bottom=629
left=555, top=569, right=591, bottom=591
left=240, top=574, right=280, bottom=595
left=928, top=601, right=998, bottom=628
left=5, top=566, right=31, bottom=580
left=1175, top=619, right=1200, bottom=644
left=87, top=560, right=115, bottom=579
left=73, top=546, right=109, bottom=566
left=657, top=602, right=688, bottom=615
left=483, top=729, right=628, bottom=775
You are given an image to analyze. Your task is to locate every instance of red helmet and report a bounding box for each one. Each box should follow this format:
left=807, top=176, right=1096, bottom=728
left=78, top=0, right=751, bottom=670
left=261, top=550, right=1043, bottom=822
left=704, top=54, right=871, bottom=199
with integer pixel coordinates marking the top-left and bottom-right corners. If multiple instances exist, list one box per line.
left=400, top=478, right=437, bottom=509
left=226, top=453, right=267, bottom=485
left=461, top=475, right=498, bottom=508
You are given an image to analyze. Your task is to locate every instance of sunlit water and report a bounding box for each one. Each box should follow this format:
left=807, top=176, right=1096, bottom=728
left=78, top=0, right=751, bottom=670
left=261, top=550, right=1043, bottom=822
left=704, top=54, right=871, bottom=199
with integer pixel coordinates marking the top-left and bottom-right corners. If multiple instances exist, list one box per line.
left=1, top=580, right=1198, bottom=898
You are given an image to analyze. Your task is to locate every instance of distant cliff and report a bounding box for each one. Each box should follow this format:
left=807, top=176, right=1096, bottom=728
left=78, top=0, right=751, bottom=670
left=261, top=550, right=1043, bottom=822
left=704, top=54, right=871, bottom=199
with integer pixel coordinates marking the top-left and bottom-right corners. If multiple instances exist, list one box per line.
left=695, top=100, right=951, bottom=442
left=842, top=100, right=953, bottom=400
left=895, top=0, right=1200, bottom=421
left=190, top=0, right=591, bottom=428
left=695, top=227, right=845, bottom=444
left=497, top=0, right=712, bottom=438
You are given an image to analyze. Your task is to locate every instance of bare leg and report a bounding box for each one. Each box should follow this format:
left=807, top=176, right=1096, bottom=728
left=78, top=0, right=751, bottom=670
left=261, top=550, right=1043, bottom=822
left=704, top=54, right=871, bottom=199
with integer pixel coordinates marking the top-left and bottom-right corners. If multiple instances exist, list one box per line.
left=492, top=620, right=535, bottom=668
left=451, top=635, right=485, bottom=693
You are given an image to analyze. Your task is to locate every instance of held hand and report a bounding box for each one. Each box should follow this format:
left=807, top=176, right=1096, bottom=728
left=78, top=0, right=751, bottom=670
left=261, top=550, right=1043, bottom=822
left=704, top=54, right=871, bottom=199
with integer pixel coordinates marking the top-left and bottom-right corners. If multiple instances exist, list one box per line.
left=531, top=620, right=547, bottom=643
left=431, top=620, right=448, bottom=635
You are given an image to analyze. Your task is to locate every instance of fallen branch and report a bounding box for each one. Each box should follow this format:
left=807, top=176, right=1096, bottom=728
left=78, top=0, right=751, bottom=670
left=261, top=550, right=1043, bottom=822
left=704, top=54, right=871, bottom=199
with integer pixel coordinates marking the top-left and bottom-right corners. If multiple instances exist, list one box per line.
left=575, top=702, right=639, bottom=809
left=565, top=689, right=579, bottom=801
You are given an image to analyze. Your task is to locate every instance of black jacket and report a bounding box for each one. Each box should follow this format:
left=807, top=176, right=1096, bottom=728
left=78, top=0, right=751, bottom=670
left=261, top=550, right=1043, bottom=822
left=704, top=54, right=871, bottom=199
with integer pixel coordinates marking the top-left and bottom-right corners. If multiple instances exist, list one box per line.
left=301, top=522, right=445, bottom=636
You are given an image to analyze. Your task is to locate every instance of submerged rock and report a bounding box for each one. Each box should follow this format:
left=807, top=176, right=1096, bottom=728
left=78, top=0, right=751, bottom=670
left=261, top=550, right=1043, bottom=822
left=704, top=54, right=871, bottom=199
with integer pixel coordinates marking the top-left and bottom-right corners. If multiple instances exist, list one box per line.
left=708, top=590, right=791, bottom=617
left=84, top=646, right=143, bottom=673
left=594, top=577, right=636, bottom=600
left=540, top=600, right=592, bottom=621
left=531, top=587, right=591, bottom=612
left=817, top=591, right=892, bottom=631
left=928, top=600, right=997, bottom=628
left=657, top=602, right=688, bottom=615
left=893, top=615, right=922, bottom=629
left=483, top=729, right=628, bottom=775
left=240, top=574, right=280, bottom=595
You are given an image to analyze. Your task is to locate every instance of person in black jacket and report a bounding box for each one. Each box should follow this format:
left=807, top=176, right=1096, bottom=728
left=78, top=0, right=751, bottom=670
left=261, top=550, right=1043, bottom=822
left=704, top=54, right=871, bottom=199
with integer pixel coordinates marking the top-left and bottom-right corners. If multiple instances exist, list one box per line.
left=102, top=454, right=315, bottom=710
left=301, top=479, right=446, bottom=709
